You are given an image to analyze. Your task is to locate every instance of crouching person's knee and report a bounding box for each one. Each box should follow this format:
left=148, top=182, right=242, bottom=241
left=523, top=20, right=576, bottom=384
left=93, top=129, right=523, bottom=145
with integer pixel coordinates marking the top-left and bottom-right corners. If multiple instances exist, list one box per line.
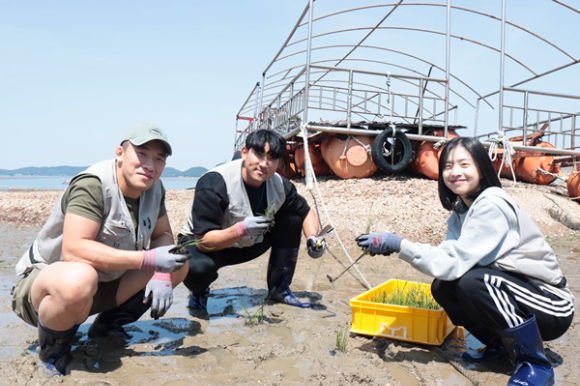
left=34, top=262, right=98, bottom=316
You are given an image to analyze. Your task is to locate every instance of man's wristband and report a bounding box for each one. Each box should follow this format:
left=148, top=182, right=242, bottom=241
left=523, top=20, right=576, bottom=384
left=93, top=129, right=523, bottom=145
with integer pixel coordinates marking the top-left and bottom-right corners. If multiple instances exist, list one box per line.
left=140, top=250, right=156, bottom=271
left=236, top=221, right=247, bottom=238
left=151, top=272, right=172, bottom=282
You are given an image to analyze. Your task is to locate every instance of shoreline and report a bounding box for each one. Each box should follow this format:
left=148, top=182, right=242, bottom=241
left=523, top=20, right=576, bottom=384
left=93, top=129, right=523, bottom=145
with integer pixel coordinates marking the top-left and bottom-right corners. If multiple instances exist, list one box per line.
left=1, top=174, right=579, bottom=241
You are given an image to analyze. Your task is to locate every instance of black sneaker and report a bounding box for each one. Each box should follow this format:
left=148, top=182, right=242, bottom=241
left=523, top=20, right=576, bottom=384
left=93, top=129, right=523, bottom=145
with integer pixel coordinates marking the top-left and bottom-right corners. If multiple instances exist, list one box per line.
left=187, top=288, right=210, bottom=311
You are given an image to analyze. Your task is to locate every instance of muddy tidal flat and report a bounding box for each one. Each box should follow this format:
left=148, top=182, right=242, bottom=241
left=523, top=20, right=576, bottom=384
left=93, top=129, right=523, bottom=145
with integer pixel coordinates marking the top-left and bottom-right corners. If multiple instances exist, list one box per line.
left=0, top=174, right=579, bottom=385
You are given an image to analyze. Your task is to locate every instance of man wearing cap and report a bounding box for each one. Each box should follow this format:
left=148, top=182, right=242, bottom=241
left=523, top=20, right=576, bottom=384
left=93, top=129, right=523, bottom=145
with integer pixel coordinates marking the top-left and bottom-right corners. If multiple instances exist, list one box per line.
left=11, top=123, right=189, bottom=376
left=178, top=129, right=326, bottom=311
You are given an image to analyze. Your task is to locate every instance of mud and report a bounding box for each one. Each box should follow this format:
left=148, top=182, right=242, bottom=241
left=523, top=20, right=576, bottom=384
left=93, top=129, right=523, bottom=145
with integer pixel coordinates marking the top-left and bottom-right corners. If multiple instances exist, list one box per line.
left=0, top=181, right=579, bottom=385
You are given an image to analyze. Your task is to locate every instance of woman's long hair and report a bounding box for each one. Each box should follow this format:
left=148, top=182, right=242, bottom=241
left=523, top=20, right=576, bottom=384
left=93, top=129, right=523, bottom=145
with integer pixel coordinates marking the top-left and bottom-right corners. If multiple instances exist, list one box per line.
left=438, top=137, right=502, bottom=210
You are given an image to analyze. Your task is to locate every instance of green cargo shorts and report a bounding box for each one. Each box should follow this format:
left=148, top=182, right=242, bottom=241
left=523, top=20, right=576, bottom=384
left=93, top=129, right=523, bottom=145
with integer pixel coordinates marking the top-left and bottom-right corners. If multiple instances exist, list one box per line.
left=12, top=267, right=121, bottom=327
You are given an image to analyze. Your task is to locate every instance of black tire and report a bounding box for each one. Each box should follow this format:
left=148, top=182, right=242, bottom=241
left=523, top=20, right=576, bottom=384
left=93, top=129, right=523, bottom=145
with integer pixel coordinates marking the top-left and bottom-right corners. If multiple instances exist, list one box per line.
left=371, top=128, right=412, bottom=173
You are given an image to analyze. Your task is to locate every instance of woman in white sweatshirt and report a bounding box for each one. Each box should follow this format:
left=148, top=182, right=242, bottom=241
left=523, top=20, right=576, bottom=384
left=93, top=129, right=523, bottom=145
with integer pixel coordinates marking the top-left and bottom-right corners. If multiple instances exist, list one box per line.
left=356, top=136, right=574, bottom=386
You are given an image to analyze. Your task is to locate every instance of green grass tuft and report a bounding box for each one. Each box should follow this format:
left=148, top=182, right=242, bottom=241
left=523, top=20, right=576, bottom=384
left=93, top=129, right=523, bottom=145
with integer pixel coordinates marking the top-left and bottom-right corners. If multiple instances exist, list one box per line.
left=370, top=282, right=441, bottom=310
left=241, top=300, right=267, bottom=325
left=335, top=327, right=350, bottom=353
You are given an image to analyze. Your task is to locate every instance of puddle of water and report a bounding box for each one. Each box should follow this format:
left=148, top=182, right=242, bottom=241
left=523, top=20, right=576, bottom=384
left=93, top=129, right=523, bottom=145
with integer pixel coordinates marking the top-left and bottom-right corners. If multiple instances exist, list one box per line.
left=159, top=381, right=190, bottom=386
left=207, top=347, right=237, bottom=369
left=439, top=367, right=467, bottom=386
left=0, top=273, right=17, bottom=305
left=267, top=324, right=304, bottom=346
left=74, top=317, right=195, bottom=358
left=244, top=324, right=304, bottom=347
left=204, top=287, right=260, bottom=334
left=258, top=356, right=303, bottom=382
left=384, top=362, right=419, bottom=386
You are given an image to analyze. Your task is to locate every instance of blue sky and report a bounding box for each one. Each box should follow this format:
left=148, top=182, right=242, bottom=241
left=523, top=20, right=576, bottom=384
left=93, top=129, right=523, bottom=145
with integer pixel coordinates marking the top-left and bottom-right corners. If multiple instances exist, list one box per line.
left=2, top=1, right=579, bottom=171
left=0, top=1, right=300, bottom=171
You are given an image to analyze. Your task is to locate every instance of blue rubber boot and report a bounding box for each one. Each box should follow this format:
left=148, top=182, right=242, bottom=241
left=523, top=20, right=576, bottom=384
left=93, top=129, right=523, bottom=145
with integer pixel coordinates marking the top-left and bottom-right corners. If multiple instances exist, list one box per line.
left=87, top=290, right=149, bottom=340
left=267, top=247, right=311, bottom=308
left=37, top=321, right=79, bottom=377
left=463, top=325, right=507, bottom=363
left=498, top=314, right=554, bottom=386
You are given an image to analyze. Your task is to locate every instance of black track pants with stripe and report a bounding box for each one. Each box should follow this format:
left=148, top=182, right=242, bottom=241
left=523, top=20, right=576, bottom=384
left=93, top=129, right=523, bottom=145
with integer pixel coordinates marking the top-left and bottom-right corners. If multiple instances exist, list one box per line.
left=431, top=267, right=574, bottom=341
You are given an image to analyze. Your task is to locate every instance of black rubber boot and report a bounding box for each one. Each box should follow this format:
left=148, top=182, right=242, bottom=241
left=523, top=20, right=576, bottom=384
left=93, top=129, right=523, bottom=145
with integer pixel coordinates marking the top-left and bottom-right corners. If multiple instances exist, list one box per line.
left=498, top=314, right=554, bottom=386
left=266, top=247, right=311, bottom=308
left=37, top=321, right=80, bottom=377
left=187, top=287, right=210, bottom=311
left=87, top=290, right=150, bottom=340
left=462, top=325, right=507, bottom=362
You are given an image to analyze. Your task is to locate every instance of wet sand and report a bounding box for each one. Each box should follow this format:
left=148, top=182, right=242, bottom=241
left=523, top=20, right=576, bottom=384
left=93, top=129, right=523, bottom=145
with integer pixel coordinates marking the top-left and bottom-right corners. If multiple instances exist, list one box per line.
left=0, top=175, right=579, bottom=385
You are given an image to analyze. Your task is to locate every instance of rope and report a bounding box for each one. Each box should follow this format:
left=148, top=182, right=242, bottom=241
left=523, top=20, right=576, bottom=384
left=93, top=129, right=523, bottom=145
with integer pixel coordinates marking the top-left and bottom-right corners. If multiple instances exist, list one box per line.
left=339, top=136, right=351, bottom=160
left=300, top=124, right=372, bottom=290
left=488, top=130, right=517, bottom=186
left=536, top=167, right=567, bottom=182
left=301, top=125, right=315, bottom=190
left=433, top=138, right=447, bottom=150
left=350, top=135, right=372, bottom=154
left=432, top=346, right=483, bottom=386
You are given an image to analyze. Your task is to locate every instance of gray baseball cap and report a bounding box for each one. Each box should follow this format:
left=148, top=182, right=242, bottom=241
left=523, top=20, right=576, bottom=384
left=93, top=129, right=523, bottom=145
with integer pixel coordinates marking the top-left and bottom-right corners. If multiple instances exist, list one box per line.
left=121, top=123, right=172, bottom=156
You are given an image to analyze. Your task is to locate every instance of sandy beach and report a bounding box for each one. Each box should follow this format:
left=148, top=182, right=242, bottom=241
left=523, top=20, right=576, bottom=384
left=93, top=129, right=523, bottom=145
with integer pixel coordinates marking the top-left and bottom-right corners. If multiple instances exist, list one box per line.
left=0, top=174, right=579, bottom=385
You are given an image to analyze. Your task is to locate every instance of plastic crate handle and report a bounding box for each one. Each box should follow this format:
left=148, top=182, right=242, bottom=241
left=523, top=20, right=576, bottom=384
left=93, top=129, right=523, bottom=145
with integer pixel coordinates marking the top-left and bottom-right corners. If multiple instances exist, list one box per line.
left=379, top=323, right=407, bottom=339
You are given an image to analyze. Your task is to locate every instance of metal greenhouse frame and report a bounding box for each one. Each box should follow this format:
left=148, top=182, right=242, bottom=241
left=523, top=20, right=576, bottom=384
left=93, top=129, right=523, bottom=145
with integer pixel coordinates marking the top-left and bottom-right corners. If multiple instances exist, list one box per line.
left=234, top=1, right=580, bottom=163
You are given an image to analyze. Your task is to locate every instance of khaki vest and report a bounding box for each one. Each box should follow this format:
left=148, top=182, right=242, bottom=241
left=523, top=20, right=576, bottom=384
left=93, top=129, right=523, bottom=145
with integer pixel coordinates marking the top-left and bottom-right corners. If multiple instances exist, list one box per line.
left=15, top=159, right=164, bottom=282
left=182, top=159, right=285, bottom=248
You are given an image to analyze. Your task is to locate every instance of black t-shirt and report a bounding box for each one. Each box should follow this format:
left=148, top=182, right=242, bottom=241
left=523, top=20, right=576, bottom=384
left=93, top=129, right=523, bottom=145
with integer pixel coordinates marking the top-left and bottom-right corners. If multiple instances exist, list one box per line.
left=191, top=172, right=310, bottom=236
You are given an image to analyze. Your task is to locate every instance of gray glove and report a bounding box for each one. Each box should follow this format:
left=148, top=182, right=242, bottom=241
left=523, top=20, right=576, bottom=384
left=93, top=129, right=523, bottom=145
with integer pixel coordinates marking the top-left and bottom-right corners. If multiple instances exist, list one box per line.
left=144, top=272, right=172, bottom=319
left=356, top=232, right=403, bottom=256
left=140, top=245, right=189, bottom=273
left=236, top=216, right=274, bottom=237
left=307, top=236, right=326, bottom=259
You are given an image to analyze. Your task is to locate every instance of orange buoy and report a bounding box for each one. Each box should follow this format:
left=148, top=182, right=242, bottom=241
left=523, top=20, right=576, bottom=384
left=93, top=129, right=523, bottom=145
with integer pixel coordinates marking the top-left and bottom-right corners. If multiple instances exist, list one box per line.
left=294, top=142, right=332, bottom=176
left=567, top=167, right=580, bottom=199
left=408, top=129, right=459, bottom=180
left=320, top=135, right=377, bottom=179
left=277, top=145, right=298, bottom=179
left=494, top=142, right=560, bottom=185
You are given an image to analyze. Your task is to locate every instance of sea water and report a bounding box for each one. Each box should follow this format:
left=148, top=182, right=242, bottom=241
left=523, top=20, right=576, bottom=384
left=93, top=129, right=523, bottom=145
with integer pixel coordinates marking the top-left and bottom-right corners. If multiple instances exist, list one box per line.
left=0, top=176, right=197, bottom=190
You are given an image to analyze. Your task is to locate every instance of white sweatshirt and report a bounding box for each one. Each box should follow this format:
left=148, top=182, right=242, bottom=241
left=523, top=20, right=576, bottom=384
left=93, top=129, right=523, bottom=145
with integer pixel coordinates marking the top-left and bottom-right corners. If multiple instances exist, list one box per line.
left=399, top=187, right=572, bottom=299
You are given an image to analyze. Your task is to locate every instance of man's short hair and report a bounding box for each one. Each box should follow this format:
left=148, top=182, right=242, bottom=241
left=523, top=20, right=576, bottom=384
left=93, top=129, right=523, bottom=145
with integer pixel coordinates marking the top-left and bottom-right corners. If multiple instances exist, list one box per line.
left=245, top=130, right=286, bottom=159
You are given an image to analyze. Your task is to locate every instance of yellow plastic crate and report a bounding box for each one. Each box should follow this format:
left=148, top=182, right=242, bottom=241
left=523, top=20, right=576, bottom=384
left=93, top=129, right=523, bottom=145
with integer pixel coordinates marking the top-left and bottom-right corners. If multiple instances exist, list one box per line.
left=350, top=279, right=455, bottom=345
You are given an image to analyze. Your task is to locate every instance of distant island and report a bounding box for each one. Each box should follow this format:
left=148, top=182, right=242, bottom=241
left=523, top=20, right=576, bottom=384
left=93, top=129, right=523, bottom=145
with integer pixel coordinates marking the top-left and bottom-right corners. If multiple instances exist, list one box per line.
left=0, top=166, right=208, bottom=178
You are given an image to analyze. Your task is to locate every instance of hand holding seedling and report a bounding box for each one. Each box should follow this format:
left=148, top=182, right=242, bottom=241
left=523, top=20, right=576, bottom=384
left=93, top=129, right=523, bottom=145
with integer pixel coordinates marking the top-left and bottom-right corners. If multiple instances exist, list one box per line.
left=307, top=224, right=332, bottom=259
left=356, top=232, right=403, bottom=256
left=307, top=236, right=326, bottom=258
left=236, top=216, right=274, bottom=237
left=140, top=245, right=190, bottom=272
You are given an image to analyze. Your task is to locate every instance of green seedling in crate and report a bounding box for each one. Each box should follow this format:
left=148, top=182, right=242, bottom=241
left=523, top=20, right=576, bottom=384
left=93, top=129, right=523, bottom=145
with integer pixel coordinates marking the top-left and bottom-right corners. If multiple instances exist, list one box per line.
left=370, top=282, right=441, bottom=310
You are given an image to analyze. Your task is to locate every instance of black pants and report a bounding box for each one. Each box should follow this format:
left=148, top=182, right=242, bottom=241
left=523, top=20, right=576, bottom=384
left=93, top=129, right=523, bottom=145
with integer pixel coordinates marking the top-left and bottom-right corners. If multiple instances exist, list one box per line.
left=182, top=211, right=304, bottom=295
left=431, top=267, right=574, bottom=341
